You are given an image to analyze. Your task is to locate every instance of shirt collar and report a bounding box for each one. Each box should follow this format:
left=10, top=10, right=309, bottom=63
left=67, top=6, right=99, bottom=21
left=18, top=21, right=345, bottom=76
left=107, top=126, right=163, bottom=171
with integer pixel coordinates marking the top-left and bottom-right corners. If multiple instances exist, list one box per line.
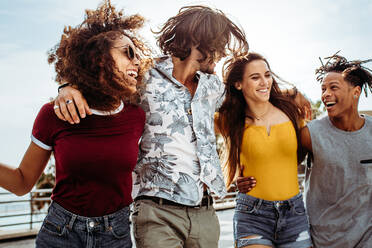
left=90, top=101, right=124, bottom=116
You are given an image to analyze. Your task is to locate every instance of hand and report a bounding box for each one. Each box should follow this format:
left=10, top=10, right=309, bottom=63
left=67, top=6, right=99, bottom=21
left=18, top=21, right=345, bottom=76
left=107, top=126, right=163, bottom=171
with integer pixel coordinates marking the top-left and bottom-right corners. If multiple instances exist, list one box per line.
left=236, top=166, right=256, bottom=193
left=54, top=86, right=91, bottom=124
left=294, top=91, right=312, bottom=122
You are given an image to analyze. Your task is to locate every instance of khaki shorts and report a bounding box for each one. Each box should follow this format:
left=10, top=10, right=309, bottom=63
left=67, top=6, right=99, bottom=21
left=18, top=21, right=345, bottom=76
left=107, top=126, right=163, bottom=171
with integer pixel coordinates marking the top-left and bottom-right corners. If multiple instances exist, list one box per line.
left=132, top=198, right=220, bottom=248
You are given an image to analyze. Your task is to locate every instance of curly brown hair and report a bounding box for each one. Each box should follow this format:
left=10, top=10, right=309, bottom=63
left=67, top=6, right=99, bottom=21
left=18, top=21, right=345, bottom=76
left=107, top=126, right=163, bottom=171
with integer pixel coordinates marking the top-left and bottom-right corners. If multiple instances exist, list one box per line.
left=48, top=0, right=151, bottom=111
left=155, top=5, right=248, bottom=62
left=217, top=52, right=302, bottom=187
left=315, top=51, right=372, bottom=97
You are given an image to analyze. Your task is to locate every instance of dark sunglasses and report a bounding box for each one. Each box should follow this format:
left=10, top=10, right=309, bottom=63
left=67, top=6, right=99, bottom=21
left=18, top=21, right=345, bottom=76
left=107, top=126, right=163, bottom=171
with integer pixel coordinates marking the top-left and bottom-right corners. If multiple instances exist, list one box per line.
left=112, top=45, right=139, bottom=60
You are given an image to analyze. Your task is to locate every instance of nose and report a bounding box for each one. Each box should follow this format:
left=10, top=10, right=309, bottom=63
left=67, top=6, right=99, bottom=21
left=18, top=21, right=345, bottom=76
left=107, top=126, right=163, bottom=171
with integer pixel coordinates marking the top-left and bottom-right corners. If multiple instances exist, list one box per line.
left=321, top=87, right=331, bottom=101
left=261, top=76, right=270, bottom=87
left=132, top=56, right=140, bottom=67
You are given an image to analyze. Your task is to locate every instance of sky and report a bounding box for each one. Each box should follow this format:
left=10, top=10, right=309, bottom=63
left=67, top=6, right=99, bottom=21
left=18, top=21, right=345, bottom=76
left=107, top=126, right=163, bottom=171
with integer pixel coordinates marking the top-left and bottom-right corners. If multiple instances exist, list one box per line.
left=0, top=0, right=371, bottom=166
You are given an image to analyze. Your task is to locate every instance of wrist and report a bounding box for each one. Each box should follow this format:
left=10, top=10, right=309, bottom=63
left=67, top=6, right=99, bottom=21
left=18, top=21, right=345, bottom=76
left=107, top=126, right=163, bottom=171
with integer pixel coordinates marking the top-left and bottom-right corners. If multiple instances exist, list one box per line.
left=58, top=82, right=72, bottom=93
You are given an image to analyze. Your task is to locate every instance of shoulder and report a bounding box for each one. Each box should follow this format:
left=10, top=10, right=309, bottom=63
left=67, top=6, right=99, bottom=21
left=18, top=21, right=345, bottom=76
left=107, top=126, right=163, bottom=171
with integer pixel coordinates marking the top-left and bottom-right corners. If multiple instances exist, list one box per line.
left=124, top=104, right=145, bottom=120
left=364, top=115, right=372, bottom=124
left=34, top=102, right=59, bottom=124
left=39, top=102, right=54, bottom=114
left=306, top=116, right=327, bottom=131
left=198, top=72, right=225, bottom=93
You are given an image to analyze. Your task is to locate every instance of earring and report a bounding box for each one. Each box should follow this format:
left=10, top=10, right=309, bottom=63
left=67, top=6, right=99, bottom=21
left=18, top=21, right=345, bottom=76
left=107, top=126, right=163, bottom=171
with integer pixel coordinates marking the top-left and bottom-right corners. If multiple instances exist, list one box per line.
left=354, top=95, right=357, bottom=99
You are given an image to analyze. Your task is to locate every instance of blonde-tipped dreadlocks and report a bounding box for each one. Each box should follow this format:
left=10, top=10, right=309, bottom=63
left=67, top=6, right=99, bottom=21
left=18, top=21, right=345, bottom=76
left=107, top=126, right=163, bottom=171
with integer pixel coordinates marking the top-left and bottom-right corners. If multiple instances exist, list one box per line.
left=315, top=51, right=372, bottom=97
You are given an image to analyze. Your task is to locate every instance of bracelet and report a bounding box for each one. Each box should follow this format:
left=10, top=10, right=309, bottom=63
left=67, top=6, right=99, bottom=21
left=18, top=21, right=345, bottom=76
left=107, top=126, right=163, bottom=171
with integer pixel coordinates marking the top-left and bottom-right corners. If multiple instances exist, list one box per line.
left=58, top=82, right=72, bottom=93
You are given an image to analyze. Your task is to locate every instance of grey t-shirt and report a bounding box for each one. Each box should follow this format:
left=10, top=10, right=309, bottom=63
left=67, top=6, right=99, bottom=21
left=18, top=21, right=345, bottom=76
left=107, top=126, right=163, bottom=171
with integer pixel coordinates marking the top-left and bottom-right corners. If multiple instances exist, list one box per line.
left=305, top=115, right=372, bottom=248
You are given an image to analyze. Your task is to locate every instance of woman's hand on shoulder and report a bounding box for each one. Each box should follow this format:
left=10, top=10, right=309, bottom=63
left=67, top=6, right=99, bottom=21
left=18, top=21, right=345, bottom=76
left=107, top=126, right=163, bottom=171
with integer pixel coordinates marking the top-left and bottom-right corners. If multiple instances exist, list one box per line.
left=54, top=86, right=91, bottom=124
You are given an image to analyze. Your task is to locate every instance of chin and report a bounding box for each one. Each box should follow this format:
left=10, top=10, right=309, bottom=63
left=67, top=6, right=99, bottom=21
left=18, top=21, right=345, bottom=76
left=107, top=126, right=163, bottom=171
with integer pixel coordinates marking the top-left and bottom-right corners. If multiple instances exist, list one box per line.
left=326, top=110, right=340, bottom=119
left=127, top=86, right=137, bottom=95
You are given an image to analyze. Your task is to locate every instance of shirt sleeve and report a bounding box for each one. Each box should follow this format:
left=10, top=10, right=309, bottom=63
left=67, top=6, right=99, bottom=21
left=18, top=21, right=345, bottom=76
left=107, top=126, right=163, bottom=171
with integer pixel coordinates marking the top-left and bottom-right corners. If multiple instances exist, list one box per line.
left=215, top=77, right=226, bottom=111
left=31, top=103, right=56, bottom=151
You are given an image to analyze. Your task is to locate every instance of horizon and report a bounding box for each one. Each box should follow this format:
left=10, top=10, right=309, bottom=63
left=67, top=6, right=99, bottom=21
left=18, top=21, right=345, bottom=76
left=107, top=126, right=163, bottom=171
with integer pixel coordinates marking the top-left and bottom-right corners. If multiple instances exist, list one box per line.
left=0, top=0, right=371, bottom=166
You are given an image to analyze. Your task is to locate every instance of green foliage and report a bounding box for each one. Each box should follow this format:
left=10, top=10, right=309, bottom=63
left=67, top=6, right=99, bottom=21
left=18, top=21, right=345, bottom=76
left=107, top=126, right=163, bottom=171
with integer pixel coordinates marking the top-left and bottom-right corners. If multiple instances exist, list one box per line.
left=311, top=99, right=325, bottom=119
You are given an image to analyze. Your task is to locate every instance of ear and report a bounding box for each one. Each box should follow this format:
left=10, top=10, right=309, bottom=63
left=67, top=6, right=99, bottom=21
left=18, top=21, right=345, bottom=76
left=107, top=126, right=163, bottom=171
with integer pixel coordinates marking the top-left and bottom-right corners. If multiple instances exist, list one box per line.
left=352, top=85, right=362, bottom=99
left=234, top=81, right=242, bottom=90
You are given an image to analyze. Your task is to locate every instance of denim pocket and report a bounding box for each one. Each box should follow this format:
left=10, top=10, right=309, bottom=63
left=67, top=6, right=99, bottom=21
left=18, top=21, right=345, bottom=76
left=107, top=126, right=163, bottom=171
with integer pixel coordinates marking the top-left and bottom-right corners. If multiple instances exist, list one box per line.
left=41, top=209, right=67, bottom=237
left=235, top=201, right=256, bottom=214
left=292, top=201, right=306, bottom=216
left=109, top=209, right=130, bottom=239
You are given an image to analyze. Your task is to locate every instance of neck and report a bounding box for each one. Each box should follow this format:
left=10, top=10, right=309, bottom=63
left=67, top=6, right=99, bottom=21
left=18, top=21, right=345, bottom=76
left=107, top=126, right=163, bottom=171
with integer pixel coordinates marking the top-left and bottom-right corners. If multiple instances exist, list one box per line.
left=171, top=56, right=198, bottom=85
left=329, top=111, right=364, bottom=131
left=246, top=101, right=272, bottom=120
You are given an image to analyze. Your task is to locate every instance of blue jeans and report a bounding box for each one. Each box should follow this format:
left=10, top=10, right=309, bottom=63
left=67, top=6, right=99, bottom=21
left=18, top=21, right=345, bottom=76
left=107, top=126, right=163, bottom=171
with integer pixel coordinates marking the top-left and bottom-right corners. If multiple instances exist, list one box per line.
left=35, top=201, right=132, bottom=248
left=234, top=193, right=312, bottom=248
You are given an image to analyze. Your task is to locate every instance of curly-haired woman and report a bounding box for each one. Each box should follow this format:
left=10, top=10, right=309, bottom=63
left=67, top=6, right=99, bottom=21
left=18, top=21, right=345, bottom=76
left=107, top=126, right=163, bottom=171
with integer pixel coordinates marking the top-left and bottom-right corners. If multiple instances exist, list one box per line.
left=0, top=1, right=150, bottom=247
left=301, top=53, right=372, bottom=247
left=216, top=52, right=313, bottom=248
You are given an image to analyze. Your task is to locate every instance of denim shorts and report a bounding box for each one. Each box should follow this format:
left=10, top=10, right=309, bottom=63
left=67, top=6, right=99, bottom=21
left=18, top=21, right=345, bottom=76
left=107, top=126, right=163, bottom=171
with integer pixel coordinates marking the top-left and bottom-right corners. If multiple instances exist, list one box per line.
left=35, top=201, right=132, bottom=248
left=234, top=193, right=312, bottom=248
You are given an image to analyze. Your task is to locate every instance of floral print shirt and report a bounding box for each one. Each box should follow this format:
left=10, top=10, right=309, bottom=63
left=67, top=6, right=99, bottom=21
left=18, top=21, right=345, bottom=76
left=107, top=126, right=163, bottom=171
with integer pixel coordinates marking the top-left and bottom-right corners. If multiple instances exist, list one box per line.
left=134, top=56, right=226, bottom=205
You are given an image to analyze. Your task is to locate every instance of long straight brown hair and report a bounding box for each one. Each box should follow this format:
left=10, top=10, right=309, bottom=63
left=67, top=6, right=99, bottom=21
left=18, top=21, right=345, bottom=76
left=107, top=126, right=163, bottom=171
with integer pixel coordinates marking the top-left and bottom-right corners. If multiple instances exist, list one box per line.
left=217, top=52, right=302, bottom=187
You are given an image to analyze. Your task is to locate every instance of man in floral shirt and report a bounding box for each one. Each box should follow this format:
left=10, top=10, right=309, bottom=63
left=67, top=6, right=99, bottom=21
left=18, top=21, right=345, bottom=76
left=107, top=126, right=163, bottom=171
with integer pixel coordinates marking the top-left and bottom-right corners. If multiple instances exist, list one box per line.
left=56, top=5, right=248, bottom=248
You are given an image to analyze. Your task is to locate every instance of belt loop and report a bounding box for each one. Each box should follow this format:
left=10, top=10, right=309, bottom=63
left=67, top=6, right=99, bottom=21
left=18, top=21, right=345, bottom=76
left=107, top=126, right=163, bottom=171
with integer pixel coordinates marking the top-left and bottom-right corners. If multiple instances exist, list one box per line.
left=288, top=199, right=294, bottom=210
left=255, top=199, right=262, bottom=210
left=159, top=198, right=163, bottom=205
left=68, top=214, right=77, bottom=230
left=104, top=216, right=110, bottom=231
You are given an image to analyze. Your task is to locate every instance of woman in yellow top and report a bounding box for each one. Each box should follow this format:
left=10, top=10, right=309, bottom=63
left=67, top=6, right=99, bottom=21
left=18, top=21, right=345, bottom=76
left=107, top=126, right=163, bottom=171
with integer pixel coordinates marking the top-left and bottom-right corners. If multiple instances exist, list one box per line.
left=216, top=52, right=312, bottom=248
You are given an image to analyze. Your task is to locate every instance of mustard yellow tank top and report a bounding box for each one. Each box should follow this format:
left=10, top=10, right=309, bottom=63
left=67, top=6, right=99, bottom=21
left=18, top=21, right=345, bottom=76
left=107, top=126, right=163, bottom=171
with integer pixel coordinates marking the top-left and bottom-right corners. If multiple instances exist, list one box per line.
left=241, top=121, right=299, bottom=201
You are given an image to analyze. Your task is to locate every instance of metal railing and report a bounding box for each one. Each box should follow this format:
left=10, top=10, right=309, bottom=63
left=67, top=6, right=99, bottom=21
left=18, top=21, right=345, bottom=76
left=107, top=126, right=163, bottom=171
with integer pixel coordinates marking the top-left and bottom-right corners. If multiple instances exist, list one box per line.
left=0, top=173, right=306, bottom=240
left=0, top=189, right=52, bottom=230
left=0, top=188, right=235, bottom=234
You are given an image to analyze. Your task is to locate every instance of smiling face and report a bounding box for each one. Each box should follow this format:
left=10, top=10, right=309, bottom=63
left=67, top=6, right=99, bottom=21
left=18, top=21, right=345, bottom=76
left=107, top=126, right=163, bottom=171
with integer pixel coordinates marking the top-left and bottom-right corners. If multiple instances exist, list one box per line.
left=235, top=59, right=273, bottom=104
left=321, top=72, right=360, bottom=118
left=109, top=35, right=140, bottom=94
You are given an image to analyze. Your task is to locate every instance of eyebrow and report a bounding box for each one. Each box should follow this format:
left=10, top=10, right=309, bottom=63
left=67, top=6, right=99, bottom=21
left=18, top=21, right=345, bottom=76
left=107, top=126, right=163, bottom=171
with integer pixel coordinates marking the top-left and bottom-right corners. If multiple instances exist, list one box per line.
left=248, top=71, right=270, bottom=77
left=322, top=81, right=339, bottom=87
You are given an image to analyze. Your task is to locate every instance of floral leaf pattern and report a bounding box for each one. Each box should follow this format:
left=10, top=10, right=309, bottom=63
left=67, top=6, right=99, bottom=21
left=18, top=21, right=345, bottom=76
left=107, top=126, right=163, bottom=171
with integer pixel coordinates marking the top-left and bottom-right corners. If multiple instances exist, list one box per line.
left=135, top=56, right=227, bottom=205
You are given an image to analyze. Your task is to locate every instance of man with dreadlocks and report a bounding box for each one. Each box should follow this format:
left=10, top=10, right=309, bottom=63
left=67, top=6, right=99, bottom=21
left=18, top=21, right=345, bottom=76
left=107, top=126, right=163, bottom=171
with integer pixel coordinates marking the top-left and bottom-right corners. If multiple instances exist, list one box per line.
left=301, top=53, right=372, bottom=247
left=55, top=5, right=248, bottom=248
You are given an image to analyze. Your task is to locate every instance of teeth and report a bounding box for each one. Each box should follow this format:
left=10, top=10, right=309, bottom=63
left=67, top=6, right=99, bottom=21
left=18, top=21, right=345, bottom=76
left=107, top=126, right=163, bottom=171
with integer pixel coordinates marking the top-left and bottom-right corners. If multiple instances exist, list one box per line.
left=325, top=102, right=336, bottom=107
left=258, top=89, right=268, bottom=93
left=127, top=71, right=138, bottom=78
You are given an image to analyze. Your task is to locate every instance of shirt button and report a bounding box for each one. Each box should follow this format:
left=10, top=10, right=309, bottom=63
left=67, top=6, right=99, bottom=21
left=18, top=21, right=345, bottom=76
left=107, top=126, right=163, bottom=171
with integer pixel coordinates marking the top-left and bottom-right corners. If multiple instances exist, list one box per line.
left=89, top=221, right=95, bottom=228
left=187, top=109, right=192, bottom=115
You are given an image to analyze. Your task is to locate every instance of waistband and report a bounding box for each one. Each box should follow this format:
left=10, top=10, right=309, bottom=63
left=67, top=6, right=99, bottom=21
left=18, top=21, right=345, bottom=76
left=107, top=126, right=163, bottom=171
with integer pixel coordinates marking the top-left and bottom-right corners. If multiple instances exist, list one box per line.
left=135, top=193, right=213, bottom=209
left=49, top=201, right=130, bottom=231
left=236, top=192, right=303, bottom=208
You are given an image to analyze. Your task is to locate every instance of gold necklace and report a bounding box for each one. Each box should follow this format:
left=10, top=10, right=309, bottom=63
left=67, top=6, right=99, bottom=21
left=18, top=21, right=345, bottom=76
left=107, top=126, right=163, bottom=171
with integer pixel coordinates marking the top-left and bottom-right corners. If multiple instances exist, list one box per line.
left=248, top=105, right=271, bottom=121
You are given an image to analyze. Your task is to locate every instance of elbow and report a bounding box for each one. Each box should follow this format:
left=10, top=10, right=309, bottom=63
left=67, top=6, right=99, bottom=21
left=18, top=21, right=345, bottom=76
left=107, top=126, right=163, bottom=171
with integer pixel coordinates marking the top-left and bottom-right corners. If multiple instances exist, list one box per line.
left=11, top=180, right=33, bottom=196
left=13, top=187, right=31, bottom=196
